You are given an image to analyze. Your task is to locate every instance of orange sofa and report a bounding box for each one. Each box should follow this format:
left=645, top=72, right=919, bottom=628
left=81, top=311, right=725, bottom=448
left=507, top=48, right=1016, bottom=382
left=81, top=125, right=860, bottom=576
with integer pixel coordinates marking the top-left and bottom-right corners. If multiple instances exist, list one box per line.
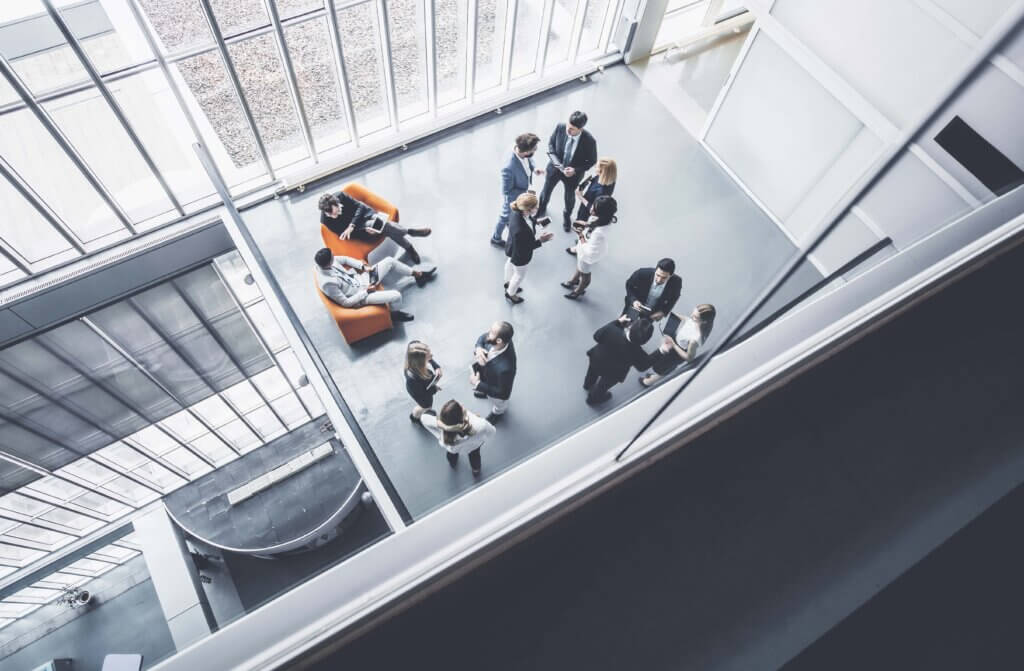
left=315, top=183, right=400, bottom=344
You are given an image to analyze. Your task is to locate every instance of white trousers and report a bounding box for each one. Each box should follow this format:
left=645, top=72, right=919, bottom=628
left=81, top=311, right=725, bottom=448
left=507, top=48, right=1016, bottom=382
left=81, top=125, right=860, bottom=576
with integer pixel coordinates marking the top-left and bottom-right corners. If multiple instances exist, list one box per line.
left=504, top=259, right=528, bottom=294
left=363, top=256, right=412, bottom=308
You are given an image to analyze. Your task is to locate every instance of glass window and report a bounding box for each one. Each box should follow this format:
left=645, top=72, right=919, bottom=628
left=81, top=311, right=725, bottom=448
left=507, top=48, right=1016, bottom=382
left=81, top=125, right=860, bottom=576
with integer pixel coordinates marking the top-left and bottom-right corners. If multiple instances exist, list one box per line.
left=474, top=0, right=509, bottom=92
left=55, top=0, right=155, bottom=73
left=191, top=432, right=238, bottom=465
left=278, top=0, right=325, bottom=20
left=0, top=176, right=75, bottom=265
left=0, top=601, right=40, bottom=618
left=3, top=525, right=74, bottom=549
left=160, top=409, right=208, bottom=442
left=298, top=386, right=324, bottom=418
left=67, top=491, right=130, bottom=519
left=222, top=380, right=264, bottom=414
left=37, top=508, right=102, bottom=534
left=90, top=543, right=138, bottom=562
left=228, top=33, right=308, bottom=168
left=435, top=0, right=468, bottom=106
left=252, top=367, right=291, bottom=401
left=94, top=442, right=149, bottom=472
left=131, top=461, right=185, bottom=491
left=64, top=556, right=115, bottom=576
left=578, top=0, right=611, bottom=55
left=34, top=572, right=88, bottom=589
left=0, top=543, right=45, bottom=567
left=210, top=0, right=270, bottom=37
left=387, top=0, right=429, bottom=120
left=545, top=0, right=579, bottom=68
left=109, top=70, right=219, bottom=214
left=338, top=1, right=390, bottom=135
left=162, top=446, right=213, bottom=477
left=100, top=475, right=158, bottom=505
left=284, top=17, right=351, bottom=153
left=175, top=51, right=267, bottom=180
left=193, top=395, right=239, bottom=428
left=510, top=0, right=544, bottom=79
left=0, top=109, right=124, bottom=245
left=271, top=392, right=308, bottom=428
left=60, top=460, right=119, bottom=488
left=0, top=493, right=51, bottom=518
left=246, top=300, right=289, bottom=352
left=137, top=0, right=216, bottom=54
left=128, top=425, right=179, bottom=457
left=215, top=251, right=263, bottom=305
left=245, top=405, right=285, bottom=440
left=219, top=418, right=261, bottom=452
left=1, top=3, right=88, bottom=95
left=27, top=476, right=88, bottom=503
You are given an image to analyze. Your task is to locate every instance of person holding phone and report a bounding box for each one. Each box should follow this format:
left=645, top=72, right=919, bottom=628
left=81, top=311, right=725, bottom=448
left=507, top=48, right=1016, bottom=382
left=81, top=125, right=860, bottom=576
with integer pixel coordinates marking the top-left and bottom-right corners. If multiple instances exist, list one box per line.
left=319, top=191, right=432, bottom=265
left=640, top=304, right=716, bottom=387
left=562, top=195, right=617, bottom=300
left=491, top=132, right=548, bottom=247
left=404, top=341, right=442, bottom=420
left=568, top=157, right=617, bottom=255
left=622, top=258, right=682, bottom=322
left=504, top=193, right=554, bottom=304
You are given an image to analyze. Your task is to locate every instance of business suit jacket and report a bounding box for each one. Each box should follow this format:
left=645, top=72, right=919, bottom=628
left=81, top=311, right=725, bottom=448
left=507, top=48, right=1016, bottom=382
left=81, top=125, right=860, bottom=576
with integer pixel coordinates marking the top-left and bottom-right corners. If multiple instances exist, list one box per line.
left=545, top=123, right=597, bottom=176
left=575, top=176, right=615, bottom=221
left=586, top=321, right=654, bottom=384
left=624, top=268, right=682, bottom=315
left=474, top=334, right=517, bottom=400
left=501, top=151, right=535, bottom=204
left=505, top=209, right=542, bottom=266
left=316, top=256, right=369, bottom=308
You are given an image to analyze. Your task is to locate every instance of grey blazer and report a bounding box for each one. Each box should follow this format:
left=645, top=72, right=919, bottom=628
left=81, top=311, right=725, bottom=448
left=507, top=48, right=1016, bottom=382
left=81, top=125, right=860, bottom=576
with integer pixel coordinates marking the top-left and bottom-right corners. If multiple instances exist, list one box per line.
left=501, top=151, right=535, bottom=204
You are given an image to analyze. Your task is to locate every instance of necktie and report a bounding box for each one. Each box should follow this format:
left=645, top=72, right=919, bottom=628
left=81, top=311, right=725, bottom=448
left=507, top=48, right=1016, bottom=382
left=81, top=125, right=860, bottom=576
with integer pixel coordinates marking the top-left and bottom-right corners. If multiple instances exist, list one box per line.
left=563, top=136, right=575, bottom=165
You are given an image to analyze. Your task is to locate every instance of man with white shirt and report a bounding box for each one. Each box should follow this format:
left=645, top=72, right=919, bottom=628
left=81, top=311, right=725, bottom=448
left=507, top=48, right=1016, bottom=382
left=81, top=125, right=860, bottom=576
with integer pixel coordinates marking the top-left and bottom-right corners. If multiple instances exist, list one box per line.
left=491, top=132, right=547, bottom=247
left=314, top=248, right=435, bottom=323
left=470, top=321, right=517, bottom=423
left=538, top=111, right=598, bottom=231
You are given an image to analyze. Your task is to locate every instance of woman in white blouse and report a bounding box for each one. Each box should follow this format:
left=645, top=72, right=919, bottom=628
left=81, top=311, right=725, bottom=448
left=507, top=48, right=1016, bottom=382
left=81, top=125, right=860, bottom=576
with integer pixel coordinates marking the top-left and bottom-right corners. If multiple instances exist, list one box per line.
left=562, top=195, right=617, bottom=300
left=419, top=399, right=496, bottom=476
left=640, top=304, right=716, bottom=387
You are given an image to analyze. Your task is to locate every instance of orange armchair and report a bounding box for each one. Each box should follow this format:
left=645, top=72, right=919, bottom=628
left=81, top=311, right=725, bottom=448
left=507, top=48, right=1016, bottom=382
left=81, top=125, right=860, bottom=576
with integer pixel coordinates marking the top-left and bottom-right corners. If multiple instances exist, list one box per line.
left=320, top=182, right=400, bottom=262
left=316, top=183, right=399, bottom=344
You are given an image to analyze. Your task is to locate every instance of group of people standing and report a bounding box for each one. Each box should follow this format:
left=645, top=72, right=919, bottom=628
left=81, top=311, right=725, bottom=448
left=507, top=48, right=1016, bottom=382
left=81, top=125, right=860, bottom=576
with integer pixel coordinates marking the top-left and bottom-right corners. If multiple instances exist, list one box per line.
left=313, top=108, right=720, bottom=475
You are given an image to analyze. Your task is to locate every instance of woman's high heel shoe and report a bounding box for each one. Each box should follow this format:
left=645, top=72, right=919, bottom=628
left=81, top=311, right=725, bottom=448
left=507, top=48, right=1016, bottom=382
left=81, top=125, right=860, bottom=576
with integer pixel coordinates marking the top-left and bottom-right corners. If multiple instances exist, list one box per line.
left=505, top=292, right=524, bottom=304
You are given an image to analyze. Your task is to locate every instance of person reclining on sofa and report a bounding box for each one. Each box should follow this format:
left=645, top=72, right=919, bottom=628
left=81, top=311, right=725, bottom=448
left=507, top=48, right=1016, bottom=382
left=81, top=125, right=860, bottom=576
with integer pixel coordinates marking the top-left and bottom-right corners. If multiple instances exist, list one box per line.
left=319, top=191, right=432, bottom=265
left=314, top=248, right=436, bottom=323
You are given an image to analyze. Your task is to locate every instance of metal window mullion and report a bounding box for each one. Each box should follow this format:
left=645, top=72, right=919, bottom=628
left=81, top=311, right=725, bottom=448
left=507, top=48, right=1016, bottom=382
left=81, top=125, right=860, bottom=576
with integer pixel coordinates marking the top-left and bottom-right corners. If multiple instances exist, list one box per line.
left=467, top=0, right=478, bottom=102
left=500, top=0, right=519, bottom=90
left=0, top=514, right=81, bottom=540
left=211, top=261, right=315, bottom=419
left=42, top=0, right=185, bottom=218
left=425, top=0, right=438, bottom=116
left=0, top=60, right=162, bottom=118
left=536, top=0, right=557, bottom=77
left=376, top=0, right=401, bottom=131
left=32, top=337, right=197, bottom=480
left=325, top=0, right=361, bottom=145
left=0, top=536, right=54, bottom=553
left=80, top=315, right=242, bottom=457
left=0, top=156, right=85, bottom=254
left=197, top=0, right=277, bottom=180
left=167, top=279, right=289, bottom=433
left=0, top=55, right=136, bottom=235
left=0, top=485, right=110, bottom=525
left=0, top=238, right=31, bottom=276
left=599, top=0, right=624, bottom=54
left=569, top=0, right=590, bottom=63
left=0, top=374, right=162, bottom=499
left=263, top=0, right=318, bottom=162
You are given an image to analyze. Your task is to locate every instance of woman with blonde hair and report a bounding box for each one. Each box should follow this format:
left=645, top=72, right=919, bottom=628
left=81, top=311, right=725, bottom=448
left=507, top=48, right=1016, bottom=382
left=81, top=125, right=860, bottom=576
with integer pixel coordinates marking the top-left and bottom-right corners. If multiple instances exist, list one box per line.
left=640, top=304, right=716, bottom=387
left=569, top=157, right=616, bottom=256
left=418, top=399, right=496, bottom=476
left=503, top=192, right=553, bottom=304
left=404, top=340, right=442, bottom=421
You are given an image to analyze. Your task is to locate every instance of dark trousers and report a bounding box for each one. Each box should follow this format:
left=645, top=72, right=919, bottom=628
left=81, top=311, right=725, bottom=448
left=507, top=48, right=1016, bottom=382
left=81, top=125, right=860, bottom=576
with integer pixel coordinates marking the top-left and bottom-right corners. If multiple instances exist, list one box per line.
left=353, top=220, right=416, bottom=255
left=583, top=358, right=616, bottom=401
left=446, top=448, right=481, bottom=471
left=539, top=169, right=581, bottom=226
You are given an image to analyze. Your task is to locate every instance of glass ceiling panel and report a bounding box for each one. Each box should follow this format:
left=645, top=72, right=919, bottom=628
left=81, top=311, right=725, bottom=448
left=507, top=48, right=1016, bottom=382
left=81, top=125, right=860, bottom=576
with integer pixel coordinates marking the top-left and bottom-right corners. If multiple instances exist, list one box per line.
left=0, top=174, right=74, bottom=264
left=136, top=0, right=216, bottom=54
left=210, top=0, right=270, bottom=37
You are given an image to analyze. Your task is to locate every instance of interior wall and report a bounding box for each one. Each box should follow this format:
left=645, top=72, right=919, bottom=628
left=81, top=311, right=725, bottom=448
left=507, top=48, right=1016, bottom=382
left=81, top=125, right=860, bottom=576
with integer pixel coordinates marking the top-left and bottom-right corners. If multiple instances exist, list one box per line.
left=702, top=0, right=1024, bottom=277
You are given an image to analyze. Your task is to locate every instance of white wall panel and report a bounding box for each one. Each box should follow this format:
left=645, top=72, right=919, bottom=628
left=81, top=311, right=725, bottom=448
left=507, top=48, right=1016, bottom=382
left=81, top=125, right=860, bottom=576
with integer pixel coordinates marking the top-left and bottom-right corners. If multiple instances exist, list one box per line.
left=857, top=152, right=971, bottom=249
left=771, top=0, right=972, bottom=127
left=917, top=64, right=1024, bottom=202
left=705, top=33, right=863, bottom=222
left=808, top=211, right=882, bottom=275
left=929, top=0, right=1017, bottom=39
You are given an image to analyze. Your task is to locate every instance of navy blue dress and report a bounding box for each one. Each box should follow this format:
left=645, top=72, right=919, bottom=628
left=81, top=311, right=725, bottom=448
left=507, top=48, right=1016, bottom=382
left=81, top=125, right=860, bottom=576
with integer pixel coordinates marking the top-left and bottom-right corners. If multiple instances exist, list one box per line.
left=574, top=178, right=615, bottom=221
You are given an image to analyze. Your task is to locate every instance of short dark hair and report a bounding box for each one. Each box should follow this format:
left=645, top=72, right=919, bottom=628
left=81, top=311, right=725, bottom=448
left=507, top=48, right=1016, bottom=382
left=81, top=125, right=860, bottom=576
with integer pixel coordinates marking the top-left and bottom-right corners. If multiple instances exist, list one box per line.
left=628, top=318, right=654, bottom=346
left=591, top=195, right=617, bottom=226
left=495, top=321, right=514, bottom=342
left=656, top=258, right=676, bottom=275
left=318, top=193, right=339, bottom=213
left=569, top=111, right=588, bottom=128
left=314, top=248, right=333, bottom=268
left=515, top=133, right=540, bottom=152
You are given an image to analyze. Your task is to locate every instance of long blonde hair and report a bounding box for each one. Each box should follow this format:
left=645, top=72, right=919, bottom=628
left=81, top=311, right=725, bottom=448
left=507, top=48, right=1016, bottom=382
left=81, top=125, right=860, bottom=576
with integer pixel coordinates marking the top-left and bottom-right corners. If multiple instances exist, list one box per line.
left=404, top=340, right=432, bottom=379
left=511, top=192, right=538, bottom=212
left=597, top=157, right=617, bottom=185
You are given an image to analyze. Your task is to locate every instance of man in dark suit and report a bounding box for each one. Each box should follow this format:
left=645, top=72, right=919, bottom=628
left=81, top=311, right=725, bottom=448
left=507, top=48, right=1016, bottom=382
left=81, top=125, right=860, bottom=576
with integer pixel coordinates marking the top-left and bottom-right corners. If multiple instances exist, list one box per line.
left=491, top=133, right=547, bottom=247
left=584, top=317, right=655, bottom=405
left=539, top=110, right=598, bottom=231
left=470, top=321, right=517, bottom=423
left=623, top=258, right=682, bottom=322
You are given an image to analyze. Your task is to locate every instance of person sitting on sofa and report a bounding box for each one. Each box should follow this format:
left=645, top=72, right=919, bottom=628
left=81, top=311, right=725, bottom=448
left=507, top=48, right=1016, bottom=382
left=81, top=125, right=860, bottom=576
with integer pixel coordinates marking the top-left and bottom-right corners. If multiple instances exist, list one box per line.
left=319, top=191, right=432, bottom=265
left=314, top=247, right=435, bottom=323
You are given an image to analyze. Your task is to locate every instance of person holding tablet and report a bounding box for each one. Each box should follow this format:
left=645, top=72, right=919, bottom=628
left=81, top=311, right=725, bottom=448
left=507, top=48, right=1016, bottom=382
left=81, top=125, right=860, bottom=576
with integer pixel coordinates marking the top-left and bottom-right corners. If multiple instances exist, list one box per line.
left=640, top=304, right=716, bottom=387
left=622, top=258, right=681, bottom=322
left=404, top=341, right=442, bottom=420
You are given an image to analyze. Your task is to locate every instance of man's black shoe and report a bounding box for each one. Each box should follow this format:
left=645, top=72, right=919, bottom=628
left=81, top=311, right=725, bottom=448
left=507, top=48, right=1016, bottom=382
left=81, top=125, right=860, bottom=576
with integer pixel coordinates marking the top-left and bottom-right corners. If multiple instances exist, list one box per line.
left=414, top=266, right=437, bottom=287
left=485, top=412, right=503, bottom=424
left=390, top=310, right=414, bottom=322
left=490, top=237, right=505, bottom=248
left=502, top=282, right=523, bottom=294
left=585, top=391, right=612, bottom=405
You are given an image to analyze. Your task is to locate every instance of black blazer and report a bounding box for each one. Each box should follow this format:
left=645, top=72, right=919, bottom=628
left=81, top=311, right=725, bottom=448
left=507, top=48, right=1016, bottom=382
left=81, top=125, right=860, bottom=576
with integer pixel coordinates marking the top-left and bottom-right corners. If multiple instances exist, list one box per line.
left=624, top=268, right=682, bottom=315
left=404, top=359, right=440, bottom=409
left=505, top=209, right=542, bottom=266
left=474, top=334, right=516, bottom=400
left=320, top=191, right=376, bottom=236
left=575, top=177, right=615, bottom=221
left=546, top=123, right=597, bottom=175
left=586, top=321, right=653, bottom=384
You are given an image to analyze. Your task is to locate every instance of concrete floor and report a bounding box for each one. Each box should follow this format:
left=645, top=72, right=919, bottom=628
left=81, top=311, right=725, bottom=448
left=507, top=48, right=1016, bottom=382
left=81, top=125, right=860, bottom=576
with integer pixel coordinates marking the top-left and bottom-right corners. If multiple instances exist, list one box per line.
left=240, top=62, right=820, bottom=519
